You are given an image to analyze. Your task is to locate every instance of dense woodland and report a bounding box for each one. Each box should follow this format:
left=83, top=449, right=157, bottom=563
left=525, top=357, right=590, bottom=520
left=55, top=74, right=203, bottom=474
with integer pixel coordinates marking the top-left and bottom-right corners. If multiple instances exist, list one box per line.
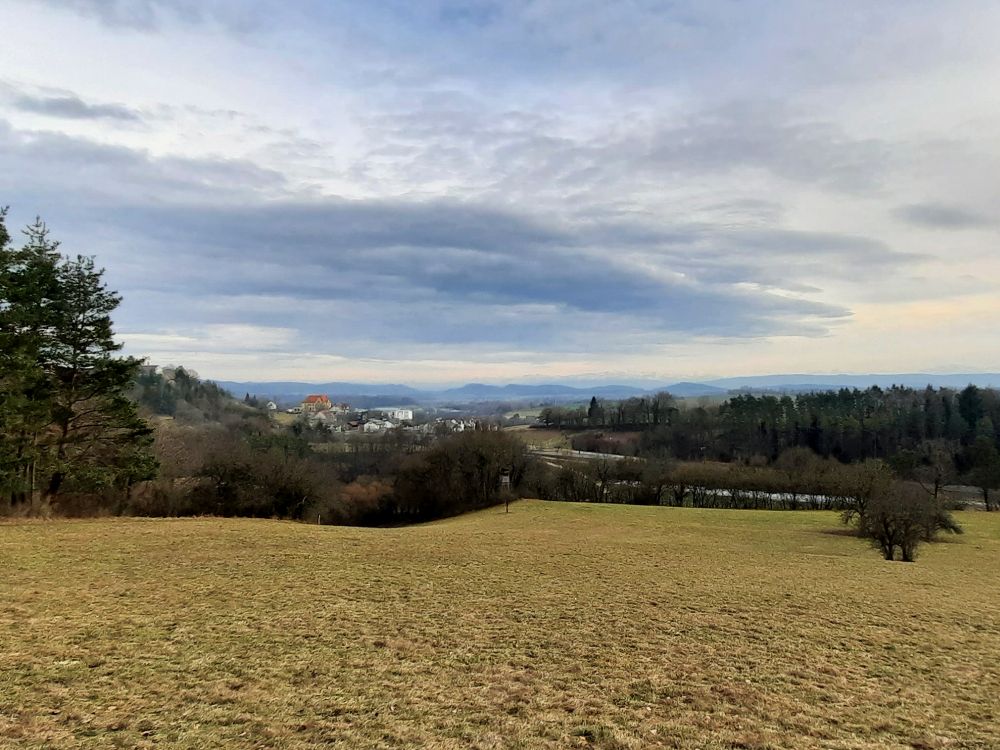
left=544, top=388, right=1000, bottom=460
left=540, top=387, right=1000, bottom=507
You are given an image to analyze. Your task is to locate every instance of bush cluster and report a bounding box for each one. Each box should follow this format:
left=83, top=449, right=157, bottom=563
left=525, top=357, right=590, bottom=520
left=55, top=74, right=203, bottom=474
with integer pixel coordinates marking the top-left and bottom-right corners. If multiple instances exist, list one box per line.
left=125, top=423, right=527, bottom=526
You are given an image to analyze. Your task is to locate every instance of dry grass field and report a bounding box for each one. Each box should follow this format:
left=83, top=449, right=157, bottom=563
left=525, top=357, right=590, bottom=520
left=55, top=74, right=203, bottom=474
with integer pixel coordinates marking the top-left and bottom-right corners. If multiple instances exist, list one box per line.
left=2, top=503, right=999, bottom=750
left=504, top=425, right=572, bottom=449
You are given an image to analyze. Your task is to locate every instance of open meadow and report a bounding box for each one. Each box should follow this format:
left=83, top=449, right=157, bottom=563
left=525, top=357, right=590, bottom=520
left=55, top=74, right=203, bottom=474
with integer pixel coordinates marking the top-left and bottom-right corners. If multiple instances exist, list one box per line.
left=2, top=503, right=999, bottom=749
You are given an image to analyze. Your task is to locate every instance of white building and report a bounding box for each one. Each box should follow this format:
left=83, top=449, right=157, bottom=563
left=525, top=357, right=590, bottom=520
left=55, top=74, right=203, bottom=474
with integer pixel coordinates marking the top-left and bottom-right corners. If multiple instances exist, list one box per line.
left=313, top=411, right=338, bottom=429
left=385, top=408, right=414, bottom=422
left=363, top=419, right=397, bottom=433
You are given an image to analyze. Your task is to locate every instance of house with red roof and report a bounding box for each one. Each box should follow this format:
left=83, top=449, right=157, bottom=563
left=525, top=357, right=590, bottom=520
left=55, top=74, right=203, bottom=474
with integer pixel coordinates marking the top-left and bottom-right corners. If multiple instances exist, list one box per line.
left=301, top=394, right=332, bottom=413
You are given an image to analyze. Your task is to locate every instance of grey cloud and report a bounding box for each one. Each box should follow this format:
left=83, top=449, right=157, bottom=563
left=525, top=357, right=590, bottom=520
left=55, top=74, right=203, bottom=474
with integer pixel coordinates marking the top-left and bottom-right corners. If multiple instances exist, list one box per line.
left=0, top=119, right=288, bottom=203
left=1, top=119, right=887, bottom=354
left=100, top=198, right=849, bottom=342
left=641, top=102, right=890, bottom=192
left=12, top=92, right=141, bottom=121
left=116, top=198, right=527, bottom=260
left=33, top=0, right=996, bottom=102
left=894, top=203, right=994, bottom=230
left=568, top=221, right=916, bottom=290
left=364, top=99, right=892, bottom=206
left=713, top=228, right=922, bottom=273
left=35, top=0, right=265, bottom=32
left=37, top=0, right=200, bottom=29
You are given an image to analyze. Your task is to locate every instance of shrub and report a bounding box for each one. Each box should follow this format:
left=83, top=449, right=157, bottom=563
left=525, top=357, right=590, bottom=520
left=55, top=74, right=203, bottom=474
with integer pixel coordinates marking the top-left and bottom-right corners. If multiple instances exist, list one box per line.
left=303, top=477, right=392, bottom=526
left=853, top=482, right=962, bottom=562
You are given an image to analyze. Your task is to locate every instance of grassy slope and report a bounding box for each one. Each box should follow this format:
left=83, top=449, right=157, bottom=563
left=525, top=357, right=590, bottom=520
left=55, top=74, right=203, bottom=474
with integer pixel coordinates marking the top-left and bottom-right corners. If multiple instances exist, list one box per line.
left=1, top=503, right=998, bottom=750
left=503, top=425, right=572, bottom=449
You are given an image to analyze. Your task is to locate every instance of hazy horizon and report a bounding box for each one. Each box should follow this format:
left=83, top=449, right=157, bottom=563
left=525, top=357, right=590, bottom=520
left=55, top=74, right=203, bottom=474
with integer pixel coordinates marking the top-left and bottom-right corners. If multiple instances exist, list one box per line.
left=4, top=1, right=1000, bottom=381
left=205, top=370, right=1000, bottom=392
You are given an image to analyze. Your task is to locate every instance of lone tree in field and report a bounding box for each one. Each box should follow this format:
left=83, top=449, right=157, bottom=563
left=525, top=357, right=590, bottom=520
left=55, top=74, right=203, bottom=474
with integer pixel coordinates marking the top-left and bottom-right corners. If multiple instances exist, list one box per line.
left=851, top=482, right=962, bottom=562
left=0, top=209, right=156, bottom=511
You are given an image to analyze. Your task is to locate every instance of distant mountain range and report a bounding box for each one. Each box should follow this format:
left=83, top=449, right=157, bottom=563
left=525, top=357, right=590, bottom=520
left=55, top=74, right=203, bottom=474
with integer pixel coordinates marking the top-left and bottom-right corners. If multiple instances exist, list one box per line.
left=215, top=379, right=727, bottom=404
left=218, top=381, right=423, bottom=398
left=214, top=373, right=1000, bottom=406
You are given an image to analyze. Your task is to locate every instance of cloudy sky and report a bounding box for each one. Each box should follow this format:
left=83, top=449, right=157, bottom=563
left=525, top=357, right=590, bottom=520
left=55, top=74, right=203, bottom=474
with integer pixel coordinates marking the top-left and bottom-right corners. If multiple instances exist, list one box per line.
left=2, top=0, right=999, bottom=384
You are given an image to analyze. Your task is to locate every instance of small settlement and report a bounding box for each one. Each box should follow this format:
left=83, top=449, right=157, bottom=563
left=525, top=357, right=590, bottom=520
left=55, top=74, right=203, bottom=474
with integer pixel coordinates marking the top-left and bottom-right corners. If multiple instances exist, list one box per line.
left=284, top=394, right=479, bottom=434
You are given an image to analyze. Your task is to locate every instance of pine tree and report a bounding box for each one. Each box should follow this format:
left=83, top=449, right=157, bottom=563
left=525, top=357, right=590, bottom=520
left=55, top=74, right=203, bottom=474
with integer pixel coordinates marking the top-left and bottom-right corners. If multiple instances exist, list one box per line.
left=0, top=210, right=157, bottom=510
left=587, top=396, right=601, bottom=425
left=0, top=213, right=61, bottom=506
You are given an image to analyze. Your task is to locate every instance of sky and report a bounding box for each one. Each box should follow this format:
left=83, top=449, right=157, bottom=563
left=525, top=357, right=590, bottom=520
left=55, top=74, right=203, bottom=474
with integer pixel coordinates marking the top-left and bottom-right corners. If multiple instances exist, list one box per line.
left=2, top=0, right=999, bottom=385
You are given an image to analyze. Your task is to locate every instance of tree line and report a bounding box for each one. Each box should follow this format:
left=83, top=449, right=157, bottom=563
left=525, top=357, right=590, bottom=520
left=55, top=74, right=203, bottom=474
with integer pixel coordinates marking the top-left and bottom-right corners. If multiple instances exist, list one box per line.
left=539, top=386, right=1000, bottom=508
left=140, top=415, right=528, bottom=526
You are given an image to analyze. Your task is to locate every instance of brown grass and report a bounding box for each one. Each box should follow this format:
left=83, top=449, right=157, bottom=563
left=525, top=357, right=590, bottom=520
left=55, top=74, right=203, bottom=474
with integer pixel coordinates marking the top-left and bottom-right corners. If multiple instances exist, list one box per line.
left=2, top=503, right=999, bottom=749
left=505, top=425, right=572, bottom=449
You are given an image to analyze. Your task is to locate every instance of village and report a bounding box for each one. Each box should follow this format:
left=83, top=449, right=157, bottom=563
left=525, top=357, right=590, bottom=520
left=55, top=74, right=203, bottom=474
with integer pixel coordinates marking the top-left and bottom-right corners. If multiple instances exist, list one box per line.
left=275, top=394, right=482, bottom=435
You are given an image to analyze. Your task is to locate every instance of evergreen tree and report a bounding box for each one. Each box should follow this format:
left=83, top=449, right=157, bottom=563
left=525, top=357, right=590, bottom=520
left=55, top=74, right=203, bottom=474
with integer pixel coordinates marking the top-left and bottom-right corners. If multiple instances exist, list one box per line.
left=0, top=210, right=156, bottom=510
left=958, top=385, right=985, bottom=435
left=0, top=213, right=60, bottom=505
left=587, top=396, right=600, bottom=425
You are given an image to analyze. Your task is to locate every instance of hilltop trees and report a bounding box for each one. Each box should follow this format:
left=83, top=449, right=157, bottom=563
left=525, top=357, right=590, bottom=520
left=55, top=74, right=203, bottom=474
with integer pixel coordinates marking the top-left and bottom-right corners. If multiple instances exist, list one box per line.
left=0, top=210, right=156, bottom=512
left=133, top=366, right=230, bottom=422
left=542, top=392, right=678, bottom=431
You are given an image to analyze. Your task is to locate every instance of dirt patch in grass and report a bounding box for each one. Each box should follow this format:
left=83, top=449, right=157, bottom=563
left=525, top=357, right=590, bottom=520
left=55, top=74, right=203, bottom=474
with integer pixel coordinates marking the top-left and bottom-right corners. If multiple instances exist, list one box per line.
left=2, top=503, right=999, bottom=749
